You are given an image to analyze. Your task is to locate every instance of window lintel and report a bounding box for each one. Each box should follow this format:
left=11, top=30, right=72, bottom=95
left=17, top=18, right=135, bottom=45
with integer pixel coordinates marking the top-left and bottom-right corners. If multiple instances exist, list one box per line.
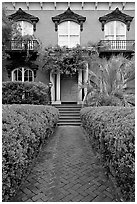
left=52, top=7, right=86, bottom=32
left=99, top=8, right=133, bottom=31
left=8, top=8, right=39, bottom=31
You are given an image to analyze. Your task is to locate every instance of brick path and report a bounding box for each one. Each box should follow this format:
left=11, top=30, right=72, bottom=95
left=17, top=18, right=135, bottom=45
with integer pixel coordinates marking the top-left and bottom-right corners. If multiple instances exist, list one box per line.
left=12, top=126, right=116, bottom=202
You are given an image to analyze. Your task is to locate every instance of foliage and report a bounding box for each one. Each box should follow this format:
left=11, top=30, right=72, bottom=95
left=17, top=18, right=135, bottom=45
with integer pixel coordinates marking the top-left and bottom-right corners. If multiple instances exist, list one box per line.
left=80, top=106, right=135, bottom=201
left=81, top=55, right=135, bottom=107
left=2, top=81, right=50, bottom=105
left=2, top=6, right=12, bottom=45
left=2, top=104, right=59, bottom=201
left=38, top=45, right=89, bottom=76
left=2, top=5, right=12, bottom=61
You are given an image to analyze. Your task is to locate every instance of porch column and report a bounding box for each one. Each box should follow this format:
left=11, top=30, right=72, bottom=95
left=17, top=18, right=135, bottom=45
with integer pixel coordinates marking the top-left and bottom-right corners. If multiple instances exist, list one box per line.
left=50, top=72, right=55, bottom=103
left=84, top=62, right=89, bottom=97
left=56, top=72, right=61, bottom=104
left=78, top=69, right=82, bottom=104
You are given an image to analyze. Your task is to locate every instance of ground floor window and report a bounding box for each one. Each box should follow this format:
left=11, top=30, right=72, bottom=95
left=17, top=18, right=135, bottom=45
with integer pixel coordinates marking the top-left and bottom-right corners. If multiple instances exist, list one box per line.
left=12, top=67, right=34, bottom=82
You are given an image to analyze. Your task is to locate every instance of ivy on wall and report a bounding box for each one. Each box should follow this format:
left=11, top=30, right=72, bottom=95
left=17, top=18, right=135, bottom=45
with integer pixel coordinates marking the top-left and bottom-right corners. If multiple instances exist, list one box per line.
left=40, top=45, right=91, bottom=76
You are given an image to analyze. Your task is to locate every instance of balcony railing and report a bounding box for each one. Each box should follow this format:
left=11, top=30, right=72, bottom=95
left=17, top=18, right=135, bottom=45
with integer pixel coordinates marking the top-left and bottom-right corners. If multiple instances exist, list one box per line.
left=5, top=40, right=39, bottom=51
left=98, top=40, right=135, bottom=52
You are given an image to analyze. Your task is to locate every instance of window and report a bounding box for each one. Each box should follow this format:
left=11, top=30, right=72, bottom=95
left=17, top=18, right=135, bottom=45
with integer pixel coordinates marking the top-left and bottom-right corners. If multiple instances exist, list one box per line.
left=12, top=68, right=34, bottom=82
left=58, top=21, right=80, bottom=48
left=16, top=21, right=33, bottom=36
left=104, top=21, right=126, bottom=49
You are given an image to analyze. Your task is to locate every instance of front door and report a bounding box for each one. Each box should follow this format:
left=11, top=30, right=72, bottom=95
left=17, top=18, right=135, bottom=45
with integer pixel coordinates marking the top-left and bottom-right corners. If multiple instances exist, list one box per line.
left=61, top=74, right=78, bottom=102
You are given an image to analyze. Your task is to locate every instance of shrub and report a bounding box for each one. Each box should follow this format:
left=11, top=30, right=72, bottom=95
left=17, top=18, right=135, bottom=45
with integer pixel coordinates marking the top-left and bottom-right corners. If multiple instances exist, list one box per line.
left=80, top=106, right=135, bottom=201
left=2, top=81, right=50, bottom=104
left=2, top=104, right=59, bottom=201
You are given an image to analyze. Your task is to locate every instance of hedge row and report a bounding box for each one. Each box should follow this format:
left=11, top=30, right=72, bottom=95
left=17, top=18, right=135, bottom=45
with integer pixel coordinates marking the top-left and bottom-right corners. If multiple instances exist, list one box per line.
left=2, top=81, right=50, bottom=104
left=80, top=106, right=135, bottom=201
left=2, top=104, right=59, bottom=201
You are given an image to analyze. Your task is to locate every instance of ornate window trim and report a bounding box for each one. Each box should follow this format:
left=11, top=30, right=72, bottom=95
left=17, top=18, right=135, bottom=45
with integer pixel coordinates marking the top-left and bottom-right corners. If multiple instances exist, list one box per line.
left=8, top=8, right=39, bottom=31
left=99, top=8, right=133, bottom=31
left=52, top=7, right=86, bottom=32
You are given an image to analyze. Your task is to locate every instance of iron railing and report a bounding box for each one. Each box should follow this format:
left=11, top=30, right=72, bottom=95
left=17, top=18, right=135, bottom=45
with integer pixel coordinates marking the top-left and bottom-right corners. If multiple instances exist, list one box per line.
left=5, top=40, right=39, bottom=51
left=98, top=40, right=135, bottom=52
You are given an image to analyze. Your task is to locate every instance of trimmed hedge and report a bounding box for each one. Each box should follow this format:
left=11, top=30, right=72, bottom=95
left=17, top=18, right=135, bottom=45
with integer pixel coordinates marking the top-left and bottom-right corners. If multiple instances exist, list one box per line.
left=2, top=81, right=50, bottom=104
left=2, top=104, right=59, bottom=201
left=80, top=106, right=135, bottom=201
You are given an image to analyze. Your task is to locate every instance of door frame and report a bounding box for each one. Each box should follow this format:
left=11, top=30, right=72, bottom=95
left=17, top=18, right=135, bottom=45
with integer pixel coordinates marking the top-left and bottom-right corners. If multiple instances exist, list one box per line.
left=50, top=63, right=88, bottom=104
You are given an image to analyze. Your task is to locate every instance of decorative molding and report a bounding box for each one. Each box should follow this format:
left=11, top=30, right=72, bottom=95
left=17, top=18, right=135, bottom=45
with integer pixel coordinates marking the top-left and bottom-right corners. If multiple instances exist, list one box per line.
left=122, top=2, right=126, bottom=10
left=54, top=2, right=57, bottom=10
left=40, top=2, right=43, bottom=10
left=26, top=2, right=29, bottom=10
left=8, top=8, right=39, bottom=31
left=95, top=2, right=98, bottom=10
left=99, top=7, right=134, bottom=31
left=68, top=2, right=70, bottom=8
left=12, top=2, right=16, bottom=10
left=108, top=2, right=112, bottom=10
left=82, top=2, right=84, bottom=10
left=52, top=7, right=86, bottom=31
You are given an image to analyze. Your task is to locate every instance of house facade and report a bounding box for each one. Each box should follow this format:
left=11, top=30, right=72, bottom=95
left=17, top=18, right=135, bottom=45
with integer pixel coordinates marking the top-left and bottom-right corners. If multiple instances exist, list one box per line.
left=3, top=1, right=135, bottom=104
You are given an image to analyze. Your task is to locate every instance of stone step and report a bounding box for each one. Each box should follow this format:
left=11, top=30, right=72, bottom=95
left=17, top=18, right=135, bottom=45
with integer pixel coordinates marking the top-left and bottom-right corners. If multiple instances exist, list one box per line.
left=58, top=118, right=81, bottom=121
left=59, top=112, right=80, bottom=116
left=59, top=115, right=80, bottom=120
left=59, top=111, right=80, bottom=115
left=53, top=104, right=81, bottom=126
left=56, top=107, right=81, bottom=111
left=58, top=122, right=81, bottom=126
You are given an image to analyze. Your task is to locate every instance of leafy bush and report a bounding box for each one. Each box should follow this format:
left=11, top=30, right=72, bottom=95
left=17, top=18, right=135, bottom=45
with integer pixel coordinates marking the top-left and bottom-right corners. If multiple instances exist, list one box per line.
left=2, top=81, right=50, bottom=104
left=2, top=104, right=59, bottom=201
left=80, top=106, right=135, bottom=201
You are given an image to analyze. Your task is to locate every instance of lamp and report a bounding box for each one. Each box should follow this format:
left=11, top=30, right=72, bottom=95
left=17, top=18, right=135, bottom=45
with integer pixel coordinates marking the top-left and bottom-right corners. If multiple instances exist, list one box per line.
left=48, top=81, right=53, bottom=105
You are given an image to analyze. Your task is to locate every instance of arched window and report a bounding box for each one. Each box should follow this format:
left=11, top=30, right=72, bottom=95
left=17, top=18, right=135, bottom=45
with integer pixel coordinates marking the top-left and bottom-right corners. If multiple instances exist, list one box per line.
left=16, top=21, right=33, bottom=36
left=104, top=21, right=126, bottom=40
left=12, top=68, right=34, bottom=82
left=58, top=21, right=80, bottom=48
left=104, top=21, right=126, bottom=49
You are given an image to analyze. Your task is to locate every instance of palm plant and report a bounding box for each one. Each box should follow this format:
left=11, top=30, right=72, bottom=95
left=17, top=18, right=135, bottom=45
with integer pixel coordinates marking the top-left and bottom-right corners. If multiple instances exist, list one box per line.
left=81, top=55, right=135, bottom=107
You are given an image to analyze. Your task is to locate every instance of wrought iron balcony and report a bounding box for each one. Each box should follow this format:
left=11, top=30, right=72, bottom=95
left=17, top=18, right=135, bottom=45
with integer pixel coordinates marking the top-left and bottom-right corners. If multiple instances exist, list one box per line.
left=98, top=40, right=135, bottom=52
left=5, top=40, right=39, bottom=51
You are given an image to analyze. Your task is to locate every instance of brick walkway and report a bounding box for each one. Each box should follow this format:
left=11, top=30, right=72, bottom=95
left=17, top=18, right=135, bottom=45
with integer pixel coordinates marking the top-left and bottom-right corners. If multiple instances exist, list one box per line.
left=12, top=126, right=116, bottom=202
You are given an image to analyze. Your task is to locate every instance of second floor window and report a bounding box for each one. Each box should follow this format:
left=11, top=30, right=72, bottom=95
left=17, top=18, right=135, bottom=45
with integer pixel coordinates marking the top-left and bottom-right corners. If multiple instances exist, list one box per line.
left=104, top=21, right=126, bottom=41
left=12, top=68, right=34, bottom=82
left=104, top=21, right=126, bottom=50
left=58, top=21, right=80, bottom=48
left=16, top=21, right=33, bottom=36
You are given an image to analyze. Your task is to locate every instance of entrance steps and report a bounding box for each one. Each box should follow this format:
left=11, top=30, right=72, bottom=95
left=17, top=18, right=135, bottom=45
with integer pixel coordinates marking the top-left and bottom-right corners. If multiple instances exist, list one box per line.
left=53, top=104, right=82, bottom=126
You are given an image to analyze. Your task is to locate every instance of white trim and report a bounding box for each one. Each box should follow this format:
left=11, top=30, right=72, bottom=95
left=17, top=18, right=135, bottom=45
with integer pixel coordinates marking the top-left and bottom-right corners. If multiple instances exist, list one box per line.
left=22, top=68, right=24, bottom=82
left=56, top=72, right=61, bottom=102
left=12, top=68, right=34, bottom=82
left=78, top=69, right=82, bottom=104
left=104, top=21, right=126, bottom=40
left=50, top=72, right=55, bottom=102
left=58, top=21, right=80, bottom=48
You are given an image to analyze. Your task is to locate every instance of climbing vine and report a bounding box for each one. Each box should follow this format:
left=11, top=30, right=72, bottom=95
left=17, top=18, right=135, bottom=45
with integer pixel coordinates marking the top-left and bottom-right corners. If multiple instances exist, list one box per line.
left=40, top=45, right=91, bottom=76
